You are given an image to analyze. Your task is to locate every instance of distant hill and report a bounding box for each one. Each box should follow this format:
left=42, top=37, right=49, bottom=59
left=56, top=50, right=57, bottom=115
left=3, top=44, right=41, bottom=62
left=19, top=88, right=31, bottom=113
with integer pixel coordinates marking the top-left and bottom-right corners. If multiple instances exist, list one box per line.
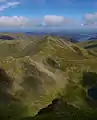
left=77, top=40, right=97, bottom=57
left=25, top=32, right=79, bottom=43
left=0, top=35, right=14, bottom=40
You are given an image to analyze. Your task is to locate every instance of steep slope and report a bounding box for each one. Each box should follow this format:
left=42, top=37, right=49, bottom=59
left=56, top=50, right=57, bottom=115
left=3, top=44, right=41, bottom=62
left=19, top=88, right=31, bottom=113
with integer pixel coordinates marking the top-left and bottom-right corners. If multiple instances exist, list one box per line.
left=77, top=40, right=97, bottom=57
left=25, top=72, right=97, bottom=120
left=0, top=56, right=69, bottom=119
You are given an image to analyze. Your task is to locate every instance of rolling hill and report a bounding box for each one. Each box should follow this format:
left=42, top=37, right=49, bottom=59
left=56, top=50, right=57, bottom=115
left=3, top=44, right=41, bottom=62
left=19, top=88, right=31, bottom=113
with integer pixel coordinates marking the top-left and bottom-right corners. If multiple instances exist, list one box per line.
left=0, top=34, right=97, bottom=120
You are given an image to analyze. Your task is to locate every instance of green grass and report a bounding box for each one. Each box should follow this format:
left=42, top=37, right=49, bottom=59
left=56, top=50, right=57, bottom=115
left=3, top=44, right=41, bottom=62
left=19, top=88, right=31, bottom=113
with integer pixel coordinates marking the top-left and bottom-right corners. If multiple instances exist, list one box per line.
left=77, top=40, right=97, bottom=58
left=0, top=35, right=97, bottom=120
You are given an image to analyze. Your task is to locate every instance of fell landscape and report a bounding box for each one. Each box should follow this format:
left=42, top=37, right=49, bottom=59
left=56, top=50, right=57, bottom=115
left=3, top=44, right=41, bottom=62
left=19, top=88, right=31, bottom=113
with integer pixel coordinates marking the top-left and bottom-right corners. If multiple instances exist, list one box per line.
left=1, top=0, right=97, bottom=120
left=0, top=33, right=96, bottom=120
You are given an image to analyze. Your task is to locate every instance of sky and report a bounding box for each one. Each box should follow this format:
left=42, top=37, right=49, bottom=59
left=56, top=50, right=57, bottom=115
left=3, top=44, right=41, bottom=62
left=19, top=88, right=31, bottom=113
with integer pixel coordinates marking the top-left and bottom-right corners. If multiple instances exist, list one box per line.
left=0, top=0, right=97, bottom=31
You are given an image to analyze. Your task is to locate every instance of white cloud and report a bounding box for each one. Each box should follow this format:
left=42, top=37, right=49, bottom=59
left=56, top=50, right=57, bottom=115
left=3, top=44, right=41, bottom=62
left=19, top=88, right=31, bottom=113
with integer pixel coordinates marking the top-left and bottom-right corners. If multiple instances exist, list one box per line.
left=43, top=15, right=83, bottom=29
left=43, top=15, right=72, bottom=26
left=84, top=13, right=97, bottom=21
left=44, top=15, right=64, bottom=25
left=0, top=15, right=85, bottom=30
left=7, top=2, right=20, bottom=6
left=0, top=1, right=20, bottom=11
left=0, top=16, right=34, bottom=28
left=84, top=12, right=97, bottom=26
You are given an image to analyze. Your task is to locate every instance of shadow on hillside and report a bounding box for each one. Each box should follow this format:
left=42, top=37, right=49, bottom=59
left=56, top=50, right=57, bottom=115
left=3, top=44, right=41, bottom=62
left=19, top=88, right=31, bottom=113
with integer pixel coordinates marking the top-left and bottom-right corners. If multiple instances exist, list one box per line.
left=82, top=72, right=97, bottom=87
left=22, top=62, right=45, bottom=98
left=73, top=46, right=83, bottom=56
left=0, top=68, right=13, bottom=103
left=0, top=68, right=29, bottom=120
left=46, top=58, right=60, bottom=69
left=81, top=72, right=97, bottom=108
left=0, top=35, right=14, bottom=40
left=22, top=61, right=56, bottom=99
left=84, top=44, right=97, bottom=49
left=88, top=50, right=97, bottom=57
left=0, top=68, right=12, bottom=88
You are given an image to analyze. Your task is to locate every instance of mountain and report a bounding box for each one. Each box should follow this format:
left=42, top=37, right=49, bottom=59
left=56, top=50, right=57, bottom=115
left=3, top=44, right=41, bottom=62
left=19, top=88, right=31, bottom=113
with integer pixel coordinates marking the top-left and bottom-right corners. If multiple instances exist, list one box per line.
left=25, top=31, right=97, bottom=42
left=0, top=34, right=97, bottom=120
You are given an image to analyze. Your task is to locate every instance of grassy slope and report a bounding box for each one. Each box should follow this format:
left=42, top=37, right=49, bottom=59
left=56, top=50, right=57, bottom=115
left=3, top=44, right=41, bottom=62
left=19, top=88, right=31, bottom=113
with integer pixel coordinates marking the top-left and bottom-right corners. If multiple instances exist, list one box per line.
left=77, top=40, right=97, bottom=57
left=25, top=38, right=97, bottom=120
left=0, top=35, right=80, bottom=119
left=0, top=35, right=97, bottom=120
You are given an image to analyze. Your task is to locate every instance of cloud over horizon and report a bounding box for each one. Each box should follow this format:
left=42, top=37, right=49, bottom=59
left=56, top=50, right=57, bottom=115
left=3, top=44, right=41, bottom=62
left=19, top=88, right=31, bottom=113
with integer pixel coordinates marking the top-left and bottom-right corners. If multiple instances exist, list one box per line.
left=0, top=12, right=97, bottom=30
left=0, top=16, right=34, bottom=28
left=0, top=14, right=84, bottom=30
left=43, top=15, right=72, bottom=26
left=0, top=0, right=96, bottom=31
left=84, top=12, right=97, bottom=26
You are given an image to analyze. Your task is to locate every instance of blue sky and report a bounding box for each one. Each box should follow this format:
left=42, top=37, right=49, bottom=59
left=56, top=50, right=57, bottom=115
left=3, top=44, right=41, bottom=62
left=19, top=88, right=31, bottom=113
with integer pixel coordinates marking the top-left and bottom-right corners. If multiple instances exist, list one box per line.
left=0, top=0, right=97, bottom=31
